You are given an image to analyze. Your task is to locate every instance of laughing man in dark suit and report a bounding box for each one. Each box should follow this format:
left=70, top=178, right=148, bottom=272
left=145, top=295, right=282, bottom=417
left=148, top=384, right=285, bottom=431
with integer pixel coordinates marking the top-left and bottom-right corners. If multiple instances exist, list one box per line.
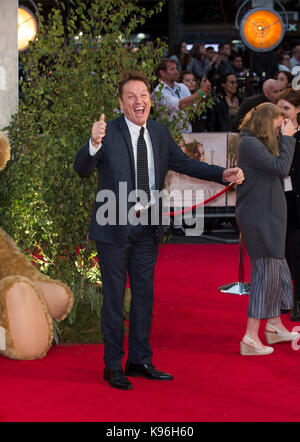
left=74, top=71, right=244, bottom=390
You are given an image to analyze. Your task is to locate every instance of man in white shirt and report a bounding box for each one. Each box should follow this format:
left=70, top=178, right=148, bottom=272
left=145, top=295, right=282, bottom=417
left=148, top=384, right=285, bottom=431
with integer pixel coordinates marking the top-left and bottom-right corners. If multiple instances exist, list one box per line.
left=152, top=58, right=211, bottom=133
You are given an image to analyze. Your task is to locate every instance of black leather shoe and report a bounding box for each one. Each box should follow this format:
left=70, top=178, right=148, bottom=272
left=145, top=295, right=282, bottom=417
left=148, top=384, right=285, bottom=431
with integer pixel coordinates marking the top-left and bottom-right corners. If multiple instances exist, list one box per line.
left=103, top=367, right=133, bottom=390
left=125, top=362, right=173, bottom=380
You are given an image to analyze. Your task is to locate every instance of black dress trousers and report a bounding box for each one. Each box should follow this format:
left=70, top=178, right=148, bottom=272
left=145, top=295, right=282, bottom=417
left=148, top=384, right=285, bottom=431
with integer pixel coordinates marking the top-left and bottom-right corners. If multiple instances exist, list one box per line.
left=96, top=222, right=158, bottom=371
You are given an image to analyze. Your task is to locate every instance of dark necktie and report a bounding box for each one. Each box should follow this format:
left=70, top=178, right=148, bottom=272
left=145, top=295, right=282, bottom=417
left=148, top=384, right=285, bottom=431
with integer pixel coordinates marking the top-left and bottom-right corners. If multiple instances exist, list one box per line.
left=137, top=126, right=151, bottom=207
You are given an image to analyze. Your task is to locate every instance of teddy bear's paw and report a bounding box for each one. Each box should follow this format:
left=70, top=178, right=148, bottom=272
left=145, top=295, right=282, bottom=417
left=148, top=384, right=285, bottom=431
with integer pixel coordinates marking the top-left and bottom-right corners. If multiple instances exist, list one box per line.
left=34, top=280, right=74, bottom=322
left=0, top=278, right=53, bottom=360
left=0, top=131, right=10, bottom=172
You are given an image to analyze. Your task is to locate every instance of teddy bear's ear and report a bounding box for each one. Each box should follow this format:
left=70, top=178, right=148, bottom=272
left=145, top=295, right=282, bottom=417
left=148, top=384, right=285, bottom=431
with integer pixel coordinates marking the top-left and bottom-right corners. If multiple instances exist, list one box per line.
left=0, top=131, right=10, bottom=172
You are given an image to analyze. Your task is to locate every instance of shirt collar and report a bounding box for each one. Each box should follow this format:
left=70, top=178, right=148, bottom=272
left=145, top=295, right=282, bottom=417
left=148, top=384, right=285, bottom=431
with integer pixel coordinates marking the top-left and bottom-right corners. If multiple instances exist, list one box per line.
left=124, top=116, right=147, bottom=135
left=161, top=80, right=180, bottom=91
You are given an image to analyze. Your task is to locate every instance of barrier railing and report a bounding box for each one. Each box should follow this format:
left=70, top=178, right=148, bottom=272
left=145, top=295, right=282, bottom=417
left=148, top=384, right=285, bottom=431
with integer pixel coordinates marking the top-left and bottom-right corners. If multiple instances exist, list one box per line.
left=162, top=183, right=234, bottom=217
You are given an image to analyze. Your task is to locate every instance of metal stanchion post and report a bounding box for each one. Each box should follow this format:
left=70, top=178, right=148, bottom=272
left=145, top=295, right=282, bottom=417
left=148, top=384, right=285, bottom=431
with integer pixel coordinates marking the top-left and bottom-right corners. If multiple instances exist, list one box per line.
left=218, top=232, right=251, bottom=295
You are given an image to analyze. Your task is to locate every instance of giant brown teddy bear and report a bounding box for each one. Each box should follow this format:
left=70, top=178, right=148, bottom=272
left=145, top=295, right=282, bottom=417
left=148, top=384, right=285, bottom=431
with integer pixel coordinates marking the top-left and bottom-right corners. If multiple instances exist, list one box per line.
left=0, top=131, right=74, bottom=360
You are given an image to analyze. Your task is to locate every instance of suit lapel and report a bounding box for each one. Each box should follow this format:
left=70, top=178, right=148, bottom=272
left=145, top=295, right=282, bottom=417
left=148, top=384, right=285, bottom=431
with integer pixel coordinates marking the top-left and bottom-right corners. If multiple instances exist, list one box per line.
left=118, top=115, right=136, bottom=183
left=147, top=120, right=160, bottom=189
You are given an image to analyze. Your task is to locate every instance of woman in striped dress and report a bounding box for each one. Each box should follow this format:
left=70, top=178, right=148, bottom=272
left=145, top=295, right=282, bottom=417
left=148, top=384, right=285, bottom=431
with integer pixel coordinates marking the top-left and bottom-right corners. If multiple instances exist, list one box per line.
left=236, top=102, right=299, bottom=356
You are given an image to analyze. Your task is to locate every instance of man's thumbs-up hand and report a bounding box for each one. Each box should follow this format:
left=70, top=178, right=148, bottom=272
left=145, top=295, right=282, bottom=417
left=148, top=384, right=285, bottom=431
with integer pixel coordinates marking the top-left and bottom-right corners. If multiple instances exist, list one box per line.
left=91, top=114, right=106, bottom=147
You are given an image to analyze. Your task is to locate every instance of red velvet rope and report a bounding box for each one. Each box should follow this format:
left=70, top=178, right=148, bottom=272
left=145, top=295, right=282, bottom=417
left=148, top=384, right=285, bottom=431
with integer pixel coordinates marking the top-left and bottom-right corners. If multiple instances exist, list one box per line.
left=162, top=182, right=234, bottom=216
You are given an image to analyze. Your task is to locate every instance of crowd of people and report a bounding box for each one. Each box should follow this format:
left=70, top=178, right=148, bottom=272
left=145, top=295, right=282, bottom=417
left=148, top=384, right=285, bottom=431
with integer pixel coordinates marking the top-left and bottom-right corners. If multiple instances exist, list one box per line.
left=150, top=38, right=300, bottom=134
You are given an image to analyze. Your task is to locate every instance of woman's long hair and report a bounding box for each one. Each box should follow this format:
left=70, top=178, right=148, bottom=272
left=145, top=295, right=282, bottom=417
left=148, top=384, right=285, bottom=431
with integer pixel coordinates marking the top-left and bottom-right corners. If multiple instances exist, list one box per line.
left=168, top=42, right=192, bottom=70
left=219, top=72, right=239, bottom=98
left=190, top=42, right=206, bottom=61
left=239, top=102, right=284, bottom=157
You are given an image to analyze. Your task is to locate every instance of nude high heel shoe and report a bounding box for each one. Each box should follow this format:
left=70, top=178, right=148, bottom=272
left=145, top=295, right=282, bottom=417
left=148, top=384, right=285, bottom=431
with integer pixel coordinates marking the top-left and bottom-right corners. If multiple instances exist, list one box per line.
left=240, top=335, right=274, bottom=356
left=265, top=323, right=300, bottom=345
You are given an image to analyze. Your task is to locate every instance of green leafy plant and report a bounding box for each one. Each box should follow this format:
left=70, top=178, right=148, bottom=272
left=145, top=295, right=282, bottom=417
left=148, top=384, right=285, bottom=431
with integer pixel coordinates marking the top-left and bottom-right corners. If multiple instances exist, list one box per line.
left=0, top=0, right=214, bottom=343
left=0, top=0, right=165, bottom=342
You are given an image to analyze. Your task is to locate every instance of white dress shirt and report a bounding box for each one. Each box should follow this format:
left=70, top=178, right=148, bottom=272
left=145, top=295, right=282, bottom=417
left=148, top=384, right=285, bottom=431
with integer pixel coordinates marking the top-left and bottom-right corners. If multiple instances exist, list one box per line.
left=89, top=116, right=156, bottom=210
left=152, top=81, right=192, bottom=133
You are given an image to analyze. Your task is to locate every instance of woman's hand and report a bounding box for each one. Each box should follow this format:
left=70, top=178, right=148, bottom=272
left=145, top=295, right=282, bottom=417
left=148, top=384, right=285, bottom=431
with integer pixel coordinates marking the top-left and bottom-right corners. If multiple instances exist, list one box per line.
left=281, top=118, right=297, bottom=137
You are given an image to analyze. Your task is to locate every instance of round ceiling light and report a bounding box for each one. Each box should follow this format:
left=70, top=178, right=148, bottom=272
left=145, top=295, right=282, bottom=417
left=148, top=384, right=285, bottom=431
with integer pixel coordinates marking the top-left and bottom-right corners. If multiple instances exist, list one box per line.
left=240, top=8, right=285, bottom=52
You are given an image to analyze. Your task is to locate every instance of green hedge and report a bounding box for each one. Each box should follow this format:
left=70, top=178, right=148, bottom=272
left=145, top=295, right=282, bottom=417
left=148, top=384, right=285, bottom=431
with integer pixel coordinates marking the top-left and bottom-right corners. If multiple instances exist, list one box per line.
left=0, top=0, right=210, bottom=342
left=0, top=0, right=165, bottom=342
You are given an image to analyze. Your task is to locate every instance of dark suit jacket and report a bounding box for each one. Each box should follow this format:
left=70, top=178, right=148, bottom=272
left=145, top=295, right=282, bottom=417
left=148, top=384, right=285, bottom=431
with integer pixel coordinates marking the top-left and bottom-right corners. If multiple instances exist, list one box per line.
left=74, top=115, right=225, bottom=245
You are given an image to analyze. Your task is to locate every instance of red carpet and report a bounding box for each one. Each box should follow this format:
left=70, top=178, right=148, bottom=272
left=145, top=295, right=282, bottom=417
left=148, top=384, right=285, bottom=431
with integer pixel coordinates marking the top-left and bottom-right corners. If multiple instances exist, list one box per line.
left=1, top=243, right=300, bottom=422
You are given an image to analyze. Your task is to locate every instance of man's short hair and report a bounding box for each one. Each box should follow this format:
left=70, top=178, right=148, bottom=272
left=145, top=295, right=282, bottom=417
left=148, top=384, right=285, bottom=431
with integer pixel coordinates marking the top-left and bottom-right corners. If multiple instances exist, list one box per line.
left=156, top=58, right=176, bottom=77
left=219, top=42, right=231, bottom=51
left=117, top=71, right=151, bottom=97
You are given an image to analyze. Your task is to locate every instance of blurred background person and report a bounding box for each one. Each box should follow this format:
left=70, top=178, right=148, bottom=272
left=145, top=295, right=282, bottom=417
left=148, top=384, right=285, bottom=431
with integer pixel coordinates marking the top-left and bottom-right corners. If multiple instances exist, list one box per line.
left=236, top=103, right=298, bottom=356
left=168, top=41, right=194, bottom=72
left=231, top=54, right=250, bottom=78
left=179, top=70, right=198, bottom=94
left=206, top=72, right=240, bottom=132
left=278, top=52, right=292, bottom=73
left=152, top=58, right=210, bottom=133
left=190, top=42, right=210, bottom=80
left=232, top=79, right=281, bottom=131
left=290, top=41, right=300, bottom=70
left=206, top=43, right=234, bottom=94
left=277, top=88, right=300, bottom=321
left=206, top=46, right=217, bottom=63
left=275, top=71, right=294, bottom=92
left=215, top=42, right=234, bottom=77
left=179, top=70, right=211, bottom=132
